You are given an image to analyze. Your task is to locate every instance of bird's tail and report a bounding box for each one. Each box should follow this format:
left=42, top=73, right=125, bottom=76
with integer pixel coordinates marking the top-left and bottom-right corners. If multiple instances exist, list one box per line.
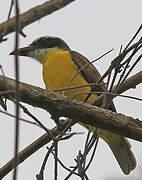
left=79, top=122, right=136, bottom=174
left=102, top=131, right=136, bottom=174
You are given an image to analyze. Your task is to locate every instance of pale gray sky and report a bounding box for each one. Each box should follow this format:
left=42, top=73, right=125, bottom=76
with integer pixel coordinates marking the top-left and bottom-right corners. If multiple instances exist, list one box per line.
left=0, top=0, right=142, bottom=179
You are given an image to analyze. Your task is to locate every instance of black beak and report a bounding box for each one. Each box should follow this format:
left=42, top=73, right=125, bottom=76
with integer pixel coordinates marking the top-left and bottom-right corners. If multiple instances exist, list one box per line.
left=9, top=46, right=35, bottom=56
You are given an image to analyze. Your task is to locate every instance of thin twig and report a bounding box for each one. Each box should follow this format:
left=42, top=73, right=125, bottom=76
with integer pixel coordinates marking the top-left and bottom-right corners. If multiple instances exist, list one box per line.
left=10, top=97, right=57, bottom=141
left=46, top=147, right=79, bottom=176
left=117, top=39, right=142, bottom=88
left=36, top=144, right=54, bottom=180
left=0, top=109, right=40, bottom=126
left=13, top=0, right=20, bottom=179
left=64, top=166, right=78, bottom=180
left=2, top=0, right=15, bottom=37
left=84, top=138, right=99, bottom=173
left=50, top=83, right=98, bottom=93
left=123, top=24, right=142, bottom=51
left=121, top=53, right=142, bottom=84
left=18, top=102, right=56, bottom=140
left=97, top=39, right=142, bottom=85
left=82, top=129, right=91, bottom=169
left=72, top=91, right=142, bottom=102
left=0, top=64, right=5, bottom=76
left=54, top=142, right=58, bottom=180
left=58, top=119, right=74, bottom=138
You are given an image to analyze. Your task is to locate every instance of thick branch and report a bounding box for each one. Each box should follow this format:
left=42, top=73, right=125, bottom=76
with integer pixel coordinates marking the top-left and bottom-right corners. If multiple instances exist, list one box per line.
left=0, top=0, right=76, bottom=36
left=0, top=75, right=142, bottom=142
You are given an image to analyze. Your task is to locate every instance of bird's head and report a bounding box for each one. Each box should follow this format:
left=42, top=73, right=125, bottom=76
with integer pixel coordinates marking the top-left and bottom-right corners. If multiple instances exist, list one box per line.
left=9, top=36, right=70, bottom=64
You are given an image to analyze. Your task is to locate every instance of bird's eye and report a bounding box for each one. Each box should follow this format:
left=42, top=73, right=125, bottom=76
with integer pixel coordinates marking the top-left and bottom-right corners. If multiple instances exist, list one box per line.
left=40, top=38, right=47, bottom=44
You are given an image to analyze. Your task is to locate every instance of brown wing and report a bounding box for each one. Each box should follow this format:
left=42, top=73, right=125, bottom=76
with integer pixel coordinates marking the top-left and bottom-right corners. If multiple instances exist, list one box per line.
left=70, top=50, right=116, bottom=112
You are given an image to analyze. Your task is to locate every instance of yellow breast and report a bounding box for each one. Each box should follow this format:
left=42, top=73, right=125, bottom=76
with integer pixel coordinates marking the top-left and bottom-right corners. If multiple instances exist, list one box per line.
left=43, top=49, right=97, bottom=103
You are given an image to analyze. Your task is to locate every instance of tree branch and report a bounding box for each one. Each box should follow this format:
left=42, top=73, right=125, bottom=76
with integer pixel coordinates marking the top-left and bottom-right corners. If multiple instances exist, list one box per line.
left=0, top=0, right=76, bottom=37
left=0, top=74, right=142, bottom=142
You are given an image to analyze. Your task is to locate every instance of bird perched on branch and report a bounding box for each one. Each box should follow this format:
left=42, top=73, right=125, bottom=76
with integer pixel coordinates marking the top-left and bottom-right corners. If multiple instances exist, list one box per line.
left=10, top=36, right=136, bottom=174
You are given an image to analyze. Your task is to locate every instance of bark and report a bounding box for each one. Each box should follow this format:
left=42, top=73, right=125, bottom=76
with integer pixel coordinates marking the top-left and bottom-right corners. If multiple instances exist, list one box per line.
left=0, top=74, right=142, bottom=142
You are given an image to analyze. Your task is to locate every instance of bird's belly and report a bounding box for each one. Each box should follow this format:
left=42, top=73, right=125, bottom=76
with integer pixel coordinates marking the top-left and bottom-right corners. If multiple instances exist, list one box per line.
left=43, top=51, right=97, bottom=103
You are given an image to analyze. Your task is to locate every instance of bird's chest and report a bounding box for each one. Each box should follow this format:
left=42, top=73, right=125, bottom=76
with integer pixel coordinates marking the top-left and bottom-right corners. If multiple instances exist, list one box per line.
left=43, top=51, right=97, bottom=102
left=43, top=52, right=78, bottom=89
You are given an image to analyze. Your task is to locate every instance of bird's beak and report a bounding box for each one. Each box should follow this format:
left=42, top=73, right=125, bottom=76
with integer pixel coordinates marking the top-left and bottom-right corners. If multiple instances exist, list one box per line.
left=9, top=46, right=35, bottom=56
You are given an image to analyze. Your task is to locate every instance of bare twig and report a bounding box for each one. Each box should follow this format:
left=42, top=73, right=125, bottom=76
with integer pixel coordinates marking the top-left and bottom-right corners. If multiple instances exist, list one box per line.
left=121, top=53, right=142, bottom=84
left=16, top=102, right=56, bottom=140
left=46, top=146, right=79, bottom=176
left=0, top=109, right=40, bottom=126
left=1, top=0, right=15, bottom=39
left=71, top=90, right=142, bottom=102
left=36, top=144, right=54, bottom=180
left=50, top=83, right=98, bottom=93
left=84, top=133, right=99, bottom=172
left=0, top=64, right=5, bottom=76
left=97, top=38, right=142, bottom=85
left=13, top=0, right=20, bottom=179
left=54, top=142, right=58, bottom=180
left=124, top=24, right=142, bottom=51
left=0, top=89, right=13, bottom=110
left=82, top=129, right=91, bottom=169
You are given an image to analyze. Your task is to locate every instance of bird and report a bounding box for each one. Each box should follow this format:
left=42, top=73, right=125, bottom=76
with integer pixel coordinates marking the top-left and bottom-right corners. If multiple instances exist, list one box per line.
left=10, top=36, right=136, bottom=174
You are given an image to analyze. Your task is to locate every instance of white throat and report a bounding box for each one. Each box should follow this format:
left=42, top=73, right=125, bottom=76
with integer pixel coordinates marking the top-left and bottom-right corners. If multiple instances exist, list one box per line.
left=28, top=47, right=58, bottom=64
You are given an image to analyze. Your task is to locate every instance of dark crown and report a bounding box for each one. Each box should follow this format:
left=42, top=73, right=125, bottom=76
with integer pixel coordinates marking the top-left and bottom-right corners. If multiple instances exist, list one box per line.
left=30, top=36, right=70, bottom=50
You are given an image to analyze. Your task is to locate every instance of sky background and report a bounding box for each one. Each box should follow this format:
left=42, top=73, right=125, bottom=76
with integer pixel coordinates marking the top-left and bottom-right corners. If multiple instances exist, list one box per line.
left=0, top=0, right=142, bottom=179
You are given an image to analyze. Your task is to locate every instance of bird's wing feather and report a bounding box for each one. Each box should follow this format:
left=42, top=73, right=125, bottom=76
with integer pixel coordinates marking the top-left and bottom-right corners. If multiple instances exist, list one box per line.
left=70, top=50, right=116, bottom=112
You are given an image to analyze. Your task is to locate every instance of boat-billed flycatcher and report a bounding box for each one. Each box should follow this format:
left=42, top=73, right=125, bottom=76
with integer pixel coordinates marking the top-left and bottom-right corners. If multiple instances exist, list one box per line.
left=10, top=36, right=136, bottom=174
